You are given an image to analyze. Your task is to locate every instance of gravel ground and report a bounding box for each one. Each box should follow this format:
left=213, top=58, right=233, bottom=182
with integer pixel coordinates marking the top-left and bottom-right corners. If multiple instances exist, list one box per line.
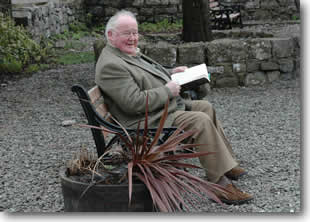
left=0, top=23, right=301, bottom=213
left=0, top=64, right=301, bottom=213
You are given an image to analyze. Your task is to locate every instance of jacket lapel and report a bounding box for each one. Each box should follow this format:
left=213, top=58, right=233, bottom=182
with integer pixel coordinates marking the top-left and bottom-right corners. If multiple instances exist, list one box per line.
left=107, top=45, right=171, bottom=82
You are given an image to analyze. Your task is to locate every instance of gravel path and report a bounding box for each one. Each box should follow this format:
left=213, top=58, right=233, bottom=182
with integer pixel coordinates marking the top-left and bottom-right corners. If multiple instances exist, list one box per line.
left=0, top=23, right=301, bottom=213
left=0, top=63, right=301, bottom=213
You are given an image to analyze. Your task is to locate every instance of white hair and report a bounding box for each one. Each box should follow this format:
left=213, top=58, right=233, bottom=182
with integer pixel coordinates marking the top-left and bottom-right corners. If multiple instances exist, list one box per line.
left=105, top=10, right=137, bottom=42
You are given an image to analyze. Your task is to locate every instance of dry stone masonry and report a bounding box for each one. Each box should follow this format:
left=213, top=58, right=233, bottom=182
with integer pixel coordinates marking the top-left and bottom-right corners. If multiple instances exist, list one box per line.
left=137, top=36, right=300, bottom=87
left=11, top=0, right=84, bottom=40
left=10, top=0, right=300, bottom=39
left=8, top=0, right=300, bottom=88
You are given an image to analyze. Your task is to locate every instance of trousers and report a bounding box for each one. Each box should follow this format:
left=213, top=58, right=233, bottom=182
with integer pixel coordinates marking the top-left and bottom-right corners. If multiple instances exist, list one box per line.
left=173, top=100, right=238, bottom=183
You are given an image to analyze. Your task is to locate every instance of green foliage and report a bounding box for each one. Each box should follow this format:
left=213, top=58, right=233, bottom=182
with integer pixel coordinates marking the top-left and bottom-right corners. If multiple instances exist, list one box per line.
left=25, top=64, right=40, bottom=74
left=52, top=21, right=91, bottom=41
left=139, top=19, right=183, bottom=34
left=292, top=15, right=300, bottom=21
left=63, top=41, right=87, bottom=51
left=0, top=14, right=51, bottom=74
left=69, top=21, right=89, bottom=33
left=85, top=13, right=93, bottom=27
left=55, top=51, right=95, bottom=65
left=91, top=23, right=105, bottom=36
left=0, top=57, right=23, bottom=73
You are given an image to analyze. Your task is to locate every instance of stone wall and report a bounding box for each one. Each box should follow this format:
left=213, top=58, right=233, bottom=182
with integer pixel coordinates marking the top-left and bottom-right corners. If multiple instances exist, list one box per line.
left=84, top=0, right=183, bottom=24
left=137, top=36, right=300, bottom=88
left=11, top=0, right=85, bottom=41
left=9, top=0, right=300, bottom=41
left=235, top=0, right=300, bottom=21
left=85, top=0, right=300, bottom=24
left=0, top=0, right=11, bottom=16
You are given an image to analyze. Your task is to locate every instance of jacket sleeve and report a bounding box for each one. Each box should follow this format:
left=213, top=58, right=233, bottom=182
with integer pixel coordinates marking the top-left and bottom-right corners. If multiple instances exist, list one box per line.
left=95, top=61, right=173, bottom=115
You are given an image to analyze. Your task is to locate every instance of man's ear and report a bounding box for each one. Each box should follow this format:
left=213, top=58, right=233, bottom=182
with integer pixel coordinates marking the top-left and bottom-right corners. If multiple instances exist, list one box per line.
left=107, top=30, right=114, bottom=42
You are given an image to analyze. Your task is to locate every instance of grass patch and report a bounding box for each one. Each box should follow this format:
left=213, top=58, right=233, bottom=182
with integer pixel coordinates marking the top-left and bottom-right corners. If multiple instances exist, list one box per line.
left=55, top=51, right=95, bottom=65
left=139, top=19, right=182, bottom=34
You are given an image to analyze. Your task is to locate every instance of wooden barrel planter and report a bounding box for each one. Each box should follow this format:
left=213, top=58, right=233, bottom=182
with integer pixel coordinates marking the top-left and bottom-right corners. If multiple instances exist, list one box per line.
left=60, top=171, right=154, bottom=212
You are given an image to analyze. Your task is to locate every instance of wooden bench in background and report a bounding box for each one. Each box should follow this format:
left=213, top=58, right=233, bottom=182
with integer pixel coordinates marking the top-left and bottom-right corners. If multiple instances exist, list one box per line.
left=71, top=85, right=178, bottom=157
left=210, top=0, right=243, bottom=30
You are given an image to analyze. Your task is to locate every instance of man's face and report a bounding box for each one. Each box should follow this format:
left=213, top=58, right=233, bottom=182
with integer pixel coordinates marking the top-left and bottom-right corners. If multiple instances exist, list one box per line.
left=109, top=16, right=139, bottom=56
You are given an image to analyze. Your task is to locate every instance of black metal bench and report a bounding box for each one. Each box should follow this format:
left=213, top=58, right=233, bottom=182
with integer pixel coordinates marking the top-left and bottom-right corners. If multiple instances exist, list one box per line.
left=210, top=0, right=243, bottom=30
left=71, top=85, right=178, bottom=157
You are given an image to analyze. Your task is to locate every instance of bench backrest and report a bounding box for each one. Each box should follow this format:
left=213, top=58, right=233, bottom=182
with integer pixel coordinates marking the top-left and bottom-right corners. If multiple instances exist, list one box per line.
left=88, top=85, right=111, bottom=139
left=72, top=84, right=178, bottom=157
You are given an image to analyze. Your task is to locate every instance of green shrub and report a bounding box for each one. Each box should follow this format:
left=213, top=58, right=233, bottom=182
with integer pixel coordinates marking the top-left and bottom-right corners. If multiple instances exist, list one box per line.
left=25, top=64, right=40, bottom=74
left=0, top=57, right=23, bottom=73
left=0, top=14, right=51, bottom=74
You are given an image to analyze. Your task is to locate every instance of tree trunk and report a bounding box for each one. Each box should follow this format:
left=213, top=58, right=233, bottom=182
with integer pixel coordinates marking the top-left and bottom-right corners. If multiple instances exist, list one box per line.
left=182, top=0, right=213, bottom=42
left=294, top=0, right=300, bottom=12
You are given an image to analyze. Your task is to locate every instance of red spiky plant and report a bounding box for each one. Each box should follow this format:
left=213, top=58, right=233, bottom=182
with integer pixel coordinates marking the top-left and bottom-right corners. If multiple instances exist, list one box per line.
left=75, top=97, right=227, bottom=212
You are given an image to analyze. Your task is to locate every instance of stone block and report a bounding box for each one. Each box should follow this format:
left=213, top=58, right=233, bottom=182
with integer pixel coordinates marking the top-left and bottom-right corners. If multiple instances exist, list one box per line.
left=246, top=59, right=260, bottom=72
left=280, top=72, right=295, bottom=80
left=278, top=59, right=294, bottom=73
left=233, top=63, right=246, bottom=73
left=12, top=0, right=47, bottom=4
left=93, top=38, right=107, bottom=63
left=104, top=7, right=118, bottom=17
left=206, top=39, right=235, bottom=64
left=169, top=0, right=180, bottom=4
left=266, top=71, right=280, bottom=83
left=216, top=76, right=239, bottom=88
left=178, top=42, right=205, bottom=65
left=140, top=7, right=154, bottom=16
left=244, top=71, right=267, bottom=86
left=222, top=63, right=233, bottom=76
left=247, top=39, right=272, bottom=61
left=294, top=59, right=300, bottom=77
left=260, top=61, right=279, bottom=71
left=231, top=40, right=249, bottom=62
left=133, top=0, right=144, bottom=7
left=293, top=36, right=300, bottom=57
left=207, top=66, right=225, bottom=74
left=12, top=8, right=32, bottom=19
left=145, top=0, right=161, bottom=5
left=271, top=38, right=294, bottom=58
left=245, top=0, right=260, bottom=9
left=155, top=6, right=177, bottom=14
left=260, top=0, right=279, bottom=9
left=102, top=0, right=123, bottom=7
left=161, top=0, right=169, bottom=5
left=144, top=42, right=177, bottom=68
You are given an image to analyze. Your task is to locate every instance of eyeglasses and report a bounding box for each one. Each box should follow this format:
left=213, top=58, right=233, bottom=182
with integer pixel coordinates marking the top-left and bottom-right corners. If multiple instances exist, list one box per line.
left=117, top=31, right=139, bottom=38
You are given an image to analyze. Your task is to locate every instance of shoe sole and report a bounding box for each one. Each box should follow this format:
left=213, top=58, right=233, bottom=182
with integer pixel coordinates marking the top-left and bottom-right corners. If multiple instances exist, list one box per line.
left=225, top=171, right=248, bottom=181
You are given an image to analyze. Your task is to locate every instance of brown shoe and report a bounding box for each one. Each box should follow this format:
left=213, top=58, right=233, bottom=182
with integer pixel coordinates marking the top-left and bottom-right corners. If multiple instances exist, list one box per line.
left=225, top=167, right=247, bottom=180
left=214, top=184, right=253, bottom=205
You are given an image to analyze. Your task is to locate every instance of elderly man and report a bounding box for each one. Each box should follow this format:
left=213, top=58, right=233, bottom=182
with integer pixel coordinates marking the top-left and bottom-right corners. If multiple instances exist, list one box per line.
left=95, top=10, right=253, bottom=205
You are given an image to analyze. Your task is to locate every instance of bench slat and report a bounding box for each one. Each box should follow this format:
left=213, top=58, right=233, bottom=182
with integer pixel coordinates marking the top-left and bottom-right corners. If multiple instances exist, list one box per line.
left=88, top=86, right=109, bottom=116
left=88, top=86, right=102, bottom=104
left=88, top=86, right=111, bottom=139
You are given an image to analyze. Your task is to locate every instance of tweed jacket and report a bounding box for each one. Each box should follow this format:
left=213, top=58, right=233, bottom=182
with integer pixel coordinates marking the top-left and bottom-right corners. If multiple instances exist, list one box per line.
left=95, top=44, right=185, bottom=129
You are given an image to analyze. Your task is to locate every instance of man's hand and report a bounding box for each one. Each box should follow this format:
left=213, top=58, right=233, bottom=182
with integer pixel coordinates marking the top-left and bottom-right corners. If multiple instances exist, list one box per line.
left=166, top=81, right=181, bottom=97
left=171, top=66, right=188, bottom=74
